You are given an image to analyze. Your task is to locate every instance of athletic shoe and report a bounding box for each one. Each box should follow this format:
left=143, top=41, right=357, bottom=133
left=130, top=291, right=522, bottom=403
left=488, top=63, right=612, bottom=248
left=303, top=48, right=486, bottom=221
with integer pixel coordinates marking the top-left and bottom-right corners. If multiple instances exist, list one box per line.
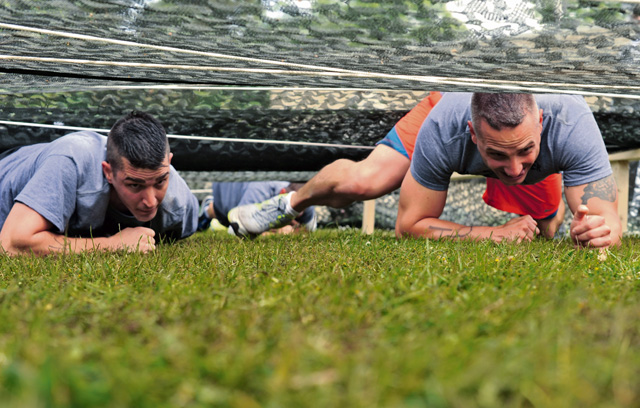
left=227, top=193, right=296, bottom=238
left=303, top=213, right=317, bottom=232
left=197, top=195, right=214, bottom=232
left=227, top=225, right=238, bottom=237
left=296, top=206, right=317, bottom=232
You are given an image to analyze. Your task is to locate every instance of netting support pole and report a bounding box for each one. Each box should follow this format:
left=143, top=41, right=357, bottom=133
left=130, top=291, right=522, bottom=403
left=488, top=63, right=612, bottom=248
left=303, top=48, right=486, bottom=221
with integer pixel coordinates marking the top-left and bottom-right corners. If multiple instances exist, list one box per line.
left=362, top=200, right=376, bottom=235
left=608, top=148, right=640, bottom=234
left=611, top=160, right=629, bottom=233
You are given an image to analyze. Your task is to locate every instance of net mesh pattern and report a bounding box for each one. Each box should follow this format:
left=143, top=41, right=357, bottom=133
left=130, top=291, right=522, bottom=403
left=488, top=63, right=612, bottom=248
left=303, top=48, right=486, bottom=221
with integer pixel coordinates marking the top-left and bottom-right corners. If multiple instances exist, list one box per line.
left=0, top=0, right=639, bottom=93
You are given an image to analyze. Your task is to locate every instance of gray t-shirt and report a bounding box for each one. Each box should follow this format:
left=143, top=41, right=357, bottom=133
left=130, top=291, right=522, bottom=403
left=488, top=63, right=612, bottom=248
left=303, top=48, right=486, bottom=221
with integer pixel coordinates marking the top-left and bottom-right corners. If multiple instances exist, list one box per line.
left=0, top=131, right=198, bottom=240
left=411, top=93, right=612, bottom=191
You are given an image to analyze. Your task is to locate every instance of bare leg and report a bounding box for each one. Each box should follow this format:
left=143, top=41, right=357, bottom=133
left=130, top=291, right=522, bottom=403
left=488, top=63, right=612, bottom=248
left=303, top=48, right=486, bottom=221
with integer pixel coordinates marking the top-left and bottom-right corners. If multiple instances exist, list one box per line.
left=290, top=145, right=410, bottom=211
left=226, top=145, right=410, bottom=238
left=536, top=199, right=566, bottom=239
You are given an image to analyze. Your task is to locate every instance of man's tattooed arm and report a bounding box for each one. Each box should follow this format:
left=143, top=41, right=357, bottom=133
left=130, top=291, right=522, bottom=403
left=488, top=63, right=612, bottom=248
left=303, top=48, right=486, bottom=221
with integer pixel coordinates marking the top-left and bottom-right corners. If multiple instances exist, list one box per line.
left=580, top=175, right=617, bottom=205
left=428, top=225, right=473, bottom=238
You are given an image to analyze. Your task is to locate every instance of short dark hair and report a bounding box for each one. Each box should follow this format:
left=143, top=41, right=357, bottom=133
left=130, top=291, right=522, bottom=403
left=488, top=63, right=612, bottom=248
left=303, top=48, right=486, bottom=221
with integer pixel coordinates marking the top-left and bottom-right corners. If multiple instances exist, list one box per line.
left=471, top=93, right=538, bottom=133
left=106, top=111, right=169, bottom=172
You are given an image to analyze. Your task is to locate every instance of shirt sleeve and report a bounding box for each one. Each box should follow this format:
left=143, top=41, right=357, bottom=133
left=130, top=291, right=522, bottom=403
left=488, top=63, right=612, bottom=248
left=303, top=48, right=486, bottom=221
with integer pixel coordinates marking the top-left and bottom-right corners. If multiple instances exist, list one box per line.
left=558, top=111, right=612, bottom=187
left=155, top=167, right=199, bottom=240
left=181, top=191, right=199, bottom=238
left=15, top=155, right=78, bottom=233
left=410, top=116, right=454, bottom=191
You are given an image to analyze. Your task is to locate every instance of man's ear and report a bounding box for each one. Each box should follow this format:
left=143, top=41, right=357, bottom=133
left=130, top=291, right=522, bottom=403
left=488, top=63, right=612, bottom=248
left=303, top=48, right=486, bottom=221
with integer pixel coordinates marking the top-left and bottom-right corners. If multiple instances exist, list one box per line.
left=102, top=161, right=113, bottom=184
left=168, top=152, right=173, bottom=164
left=538, top=108, right=543, bottom=126
left=468, top=120, right=478, bottom=145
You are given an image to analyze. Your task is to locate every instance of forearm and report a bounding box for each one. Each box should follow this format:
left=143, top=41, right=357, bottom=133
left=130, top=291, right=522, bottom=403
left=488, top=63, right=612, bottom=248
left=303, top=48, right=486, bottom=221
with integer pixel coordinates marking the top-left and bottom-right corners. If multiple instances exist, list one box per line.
left=2, top=230, right=113, bottom=256
left=603, top=211, right=622, bottom=247
left=565, top=177, right=621, bottom=248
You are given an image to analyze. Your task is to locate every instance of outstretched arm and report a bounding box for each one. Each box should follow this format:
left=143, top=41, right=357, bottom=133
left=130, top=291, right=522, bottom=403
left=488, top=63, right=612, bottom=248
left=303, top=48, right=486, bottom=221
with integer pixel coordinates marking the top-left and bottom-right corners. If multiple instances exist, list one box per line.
left=0, top=203, right=156, bottom=256
left=565, top=174, right=621, bottom=248
left=395, top=171, right=539, bottom=242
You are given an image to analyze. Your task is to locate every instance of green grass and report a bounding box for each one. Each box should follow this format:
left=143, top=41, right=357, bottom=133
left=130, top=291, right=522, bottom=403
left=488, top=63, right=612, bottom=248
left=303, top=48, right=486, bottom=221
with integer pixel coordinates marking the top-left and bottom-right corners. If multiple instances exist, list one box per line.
left=1, top=230, right=640, bottom=407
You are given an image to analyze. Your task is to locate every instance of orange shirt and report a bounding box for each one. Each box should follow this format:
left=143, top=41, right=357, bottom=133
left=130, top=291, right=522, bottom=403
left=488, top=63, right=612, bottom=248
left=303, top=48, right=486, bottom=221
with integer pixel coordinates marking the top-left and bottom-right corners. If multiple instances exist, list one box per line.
left=394, top=91, right=443, bottom=159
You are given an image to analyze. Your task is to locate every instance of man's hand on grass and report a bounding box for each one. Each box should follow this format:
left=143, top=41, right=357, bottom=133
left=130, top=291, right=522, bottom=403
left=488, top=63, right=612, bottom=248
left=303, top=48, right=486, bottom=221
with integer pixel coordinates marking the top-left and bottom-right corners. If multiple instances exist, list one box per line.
left=492, top=215, right=540, bottom=243
left=570, top=205, right=612, bottom=249
left=111, top=227, right=156, bottom=253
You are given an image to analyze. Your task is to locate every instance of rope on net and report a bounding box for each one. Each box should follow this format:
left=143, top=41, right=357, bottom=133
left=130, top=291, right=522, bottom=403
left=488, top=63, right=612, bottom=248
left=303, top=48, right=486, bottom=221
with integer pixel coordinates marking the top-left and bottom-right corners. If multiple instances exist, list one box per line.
left=0, top=120, right=375, bottom=150
left=2, top=23, right=640, bottom=98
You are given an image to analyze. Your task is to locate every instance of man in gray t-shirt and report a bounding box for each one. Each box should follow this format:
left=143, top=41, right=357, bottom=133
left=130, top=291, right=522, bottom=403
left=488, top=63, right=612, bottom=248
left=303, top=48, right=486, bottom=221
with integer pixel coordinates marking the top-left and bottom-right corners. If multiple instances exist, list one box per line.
left=0, top=111, right=199, bottom=256
left=397, top=93, right=621, bottom=248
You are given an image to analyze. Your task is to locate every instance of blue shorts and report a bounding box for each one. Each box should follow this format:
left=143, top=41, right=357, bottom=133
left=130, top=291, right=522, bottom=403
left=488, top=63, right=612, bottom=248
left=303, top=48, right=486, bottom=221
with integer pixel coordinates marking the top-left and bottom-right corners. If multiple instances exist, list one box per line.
left=376, top=127, right=410, bottom=160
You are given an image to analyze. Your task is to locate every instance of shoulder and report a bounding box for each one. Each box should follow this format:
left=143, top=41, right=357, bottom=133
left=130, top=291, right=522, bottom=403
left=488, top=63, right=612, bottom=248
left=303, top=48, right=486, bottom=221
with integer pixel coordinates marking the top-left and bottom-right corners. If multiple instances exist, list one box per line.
left=53, top=131, right=106, bottom=148
left=422, top=92, right=472, bottom=134
left=536, top=94, right=592, bottom=118
left=165, top=166, right=198, bottom=207
left=432, top=92, right=473, bottom=115
left=49, top=131, right=107, bottom=161
left=538, top=94, right=603, bottom=146
left=538, top=94, right=600, bottom=141
left=414, top=92, right=472, bottom=155
left=160, top=167, right=198, bottom=236
left=44, top=132, right=107, bottom=180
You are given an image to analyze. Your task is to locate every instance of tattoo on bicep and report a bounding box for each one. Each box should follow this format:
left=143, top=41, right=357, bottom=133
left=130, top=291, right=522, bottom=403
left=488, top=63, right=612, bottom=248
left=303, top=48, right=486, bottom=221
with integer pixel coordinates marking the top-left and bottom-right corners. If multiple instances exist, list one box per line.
left=580, top=175, right=617, bottom=205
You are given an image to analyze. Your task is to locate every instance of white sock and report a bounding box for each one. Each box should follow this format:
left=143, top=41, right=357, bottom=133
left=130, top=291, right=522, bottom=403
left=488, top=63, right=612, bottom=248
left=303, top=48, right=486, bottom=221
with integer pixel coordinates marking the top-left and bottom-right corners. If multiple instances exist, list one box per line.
left=283, top=192, right=300, bottom=217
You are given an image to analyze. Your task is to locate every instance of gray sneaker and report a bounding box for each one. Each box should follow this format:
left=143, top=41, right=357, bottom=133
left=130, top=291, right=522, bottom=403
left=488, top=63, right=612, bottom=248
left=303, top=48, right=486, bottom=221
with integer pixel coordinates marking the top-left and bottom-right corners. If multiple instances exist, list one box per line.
left=197, top=195, right=214, bottom=232
left=227, top=193, right=297, bottom=238
left=300, top=212, right=317, bottom=232
left=295, top=206, right=317, bottom=232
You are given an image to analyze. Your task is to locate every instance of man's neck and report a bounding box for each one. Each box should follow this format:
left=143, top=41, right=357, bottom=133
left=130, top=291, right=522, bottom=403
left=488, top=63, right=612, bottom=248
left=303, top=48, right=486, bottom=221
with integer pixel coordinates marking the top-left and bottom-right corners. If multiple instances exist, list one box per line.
left=108, top=187, right=131, bottom=215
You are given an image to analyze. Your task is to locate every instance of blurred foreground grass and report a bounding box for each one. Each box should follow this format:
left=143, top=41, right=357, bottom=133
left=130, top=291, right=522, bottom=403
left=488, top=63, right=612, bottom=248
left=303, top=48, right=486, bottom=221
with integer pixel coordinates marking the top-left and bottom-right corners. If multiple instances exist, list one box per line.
left=1, top=230, right=640, bottom=407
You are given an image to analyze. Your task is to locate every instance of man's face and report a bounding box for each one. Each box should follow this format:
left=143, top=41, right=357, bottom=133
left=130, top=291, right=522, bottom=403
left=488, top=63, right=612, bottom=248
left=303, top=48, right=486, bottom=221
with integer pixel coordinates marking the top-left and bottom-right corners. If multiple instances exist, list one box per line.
left=470, top=109, right=543, bottom=186
left=102, top=153, right=172, bottom=222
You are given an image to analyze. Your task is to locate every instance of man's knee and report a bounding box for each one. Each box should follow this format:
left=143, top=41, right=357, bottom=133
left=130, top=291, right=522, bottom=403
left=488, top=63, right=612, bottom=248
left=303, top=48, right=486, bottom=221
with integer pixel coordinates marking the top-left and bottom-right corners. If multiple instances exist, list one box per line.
left=537, top=200, right=566, bottom=239
left=334, top=178, right=372, bottom=200
left=334, top=161, right=387, bottom=200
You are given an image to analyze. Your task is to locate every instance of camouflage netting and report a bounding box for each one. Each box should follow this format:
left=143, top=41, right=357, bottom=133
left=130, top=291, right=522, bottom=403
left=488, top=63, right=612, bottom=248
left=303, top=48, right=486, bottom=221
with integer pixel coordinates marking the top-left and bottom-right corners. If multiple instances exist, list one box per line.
left=1, top=0, right=640, bottom=230
left=1, top=0, right=640, bottom=93
left=2, top=89, right=640, bottom=170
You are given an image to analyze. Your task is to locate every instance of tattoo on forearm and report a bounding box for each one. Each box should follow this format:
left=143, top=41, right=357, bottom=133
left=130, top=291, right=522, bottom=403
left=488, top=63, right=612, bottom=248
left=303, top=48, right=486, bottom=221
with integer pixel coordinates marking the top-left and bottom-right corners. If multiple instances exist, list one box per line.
left=580, top=175, right=617, bottom=205
left=458, top=226, right=473, bottom=237
left=51, top=237, right=66, bottom=253
left=428, top=226, right=473, bottom=238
